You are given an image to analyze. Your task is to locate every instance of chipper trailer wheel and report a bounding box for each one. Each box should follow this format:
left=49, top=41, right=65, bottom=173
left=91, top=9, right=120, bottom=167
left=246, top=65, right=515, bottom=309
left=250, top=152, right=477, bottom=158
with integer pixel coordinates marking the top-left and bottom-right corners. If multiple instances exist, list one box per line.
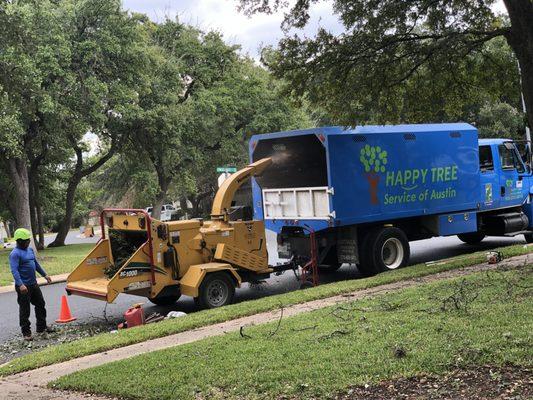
left=359, top=226, right=410, bottom=275
left=195, top=272, right=236, bottom=309
left=457, top=232, right=486, bottom=245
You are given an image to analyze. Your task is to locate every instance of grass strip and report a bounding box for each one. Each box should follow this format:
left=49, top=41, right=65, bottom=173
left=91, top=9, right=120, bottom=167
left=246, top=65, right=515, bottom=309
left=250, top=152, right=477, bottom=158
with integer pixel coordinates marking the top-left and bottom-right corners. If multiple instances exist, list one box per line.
left=0, top=243, right=531, bottom=377
left=0, top=244, right=94, bottom=287
left=52, top=266, right=533, bottom=399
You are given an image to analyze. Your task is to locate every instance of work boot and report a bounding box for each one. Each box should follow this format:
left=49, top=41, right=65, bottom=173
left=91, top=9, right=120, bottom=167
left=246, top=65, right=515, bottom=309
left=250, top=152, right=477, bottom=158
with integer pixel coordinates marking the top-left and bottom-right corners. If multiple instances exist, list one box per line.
left=23, top=334, right=33, bottom=341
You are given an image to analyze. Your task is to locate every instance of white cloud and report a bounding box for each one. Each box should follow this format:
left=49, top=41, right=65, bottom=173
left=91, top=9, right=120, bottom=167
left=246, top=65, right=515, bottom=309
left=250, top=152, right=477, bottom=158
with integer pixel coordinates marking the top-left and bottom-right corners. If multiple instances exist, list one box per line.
left=122, top=0, right=343, bottom=58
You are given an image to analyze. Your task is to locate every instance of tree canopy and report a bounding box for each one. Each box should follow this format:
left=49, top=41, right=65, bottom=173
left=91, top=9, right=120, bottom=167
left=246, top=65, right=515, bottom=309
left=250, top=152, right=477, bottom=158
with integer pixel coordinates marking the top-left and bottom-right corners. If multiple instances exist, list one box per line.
left=239, top=0, right=532, bottom=134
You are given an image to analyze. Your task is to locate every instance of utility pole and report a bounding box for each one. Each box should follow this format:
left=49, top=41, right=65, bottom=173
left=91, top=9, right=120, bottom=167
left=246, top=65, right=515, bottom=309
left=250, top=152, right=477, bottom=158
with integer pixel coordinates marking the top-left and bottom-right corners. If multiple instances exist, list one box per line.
left=518, top=60, right=531, bottom=142
left=517, top=60, right=532, bottom=168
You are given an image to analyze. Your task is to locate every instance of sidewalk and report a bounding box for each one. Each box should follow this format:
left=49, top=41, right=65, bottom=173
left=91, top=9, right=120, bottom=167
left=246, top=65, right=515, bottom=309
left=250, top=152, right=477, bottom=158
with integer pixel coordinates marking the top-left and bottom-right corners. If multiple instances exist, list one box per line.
left=0, top=253, right=529, bottom=400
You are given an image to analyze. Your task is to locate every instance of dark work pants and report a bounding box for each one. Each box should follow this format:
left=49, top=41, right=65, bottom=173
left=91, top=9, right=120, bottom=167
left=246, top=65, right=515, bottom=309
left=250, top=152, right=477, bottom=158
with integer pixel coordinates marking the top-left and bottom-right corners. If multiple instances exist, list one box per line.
left=16, top=284, right=47, bottom=335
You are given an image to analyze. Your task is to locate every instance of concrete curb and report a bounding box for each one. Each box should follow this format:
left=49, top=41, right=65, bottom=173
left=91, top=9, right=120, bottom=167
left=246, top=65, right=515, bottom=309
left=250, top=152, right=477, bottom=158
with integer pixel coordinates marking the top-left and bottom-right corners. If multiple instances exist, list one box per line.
left=0, top=274, right=69, bottom=295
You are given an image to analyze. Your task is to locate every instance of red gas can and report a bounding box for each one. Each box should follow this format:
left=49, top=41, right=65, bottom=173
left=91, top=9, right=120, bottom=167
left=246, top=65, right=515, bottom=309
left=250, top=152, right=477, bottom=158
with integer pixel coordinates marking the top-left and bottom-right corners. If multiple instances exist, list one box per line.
left=124, top=304, right=145, bottom=328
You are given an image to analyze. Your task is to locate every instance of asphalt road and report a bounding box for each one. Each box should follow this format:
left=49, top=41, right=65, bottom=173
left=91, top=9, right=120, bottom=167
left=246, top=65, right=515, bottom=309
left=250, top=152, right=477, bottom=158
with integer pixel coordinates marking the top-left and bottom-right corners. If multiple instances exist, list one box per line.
left=43, top=230, right=100, bottom=246
left=0, top=232, right=525, bottom=343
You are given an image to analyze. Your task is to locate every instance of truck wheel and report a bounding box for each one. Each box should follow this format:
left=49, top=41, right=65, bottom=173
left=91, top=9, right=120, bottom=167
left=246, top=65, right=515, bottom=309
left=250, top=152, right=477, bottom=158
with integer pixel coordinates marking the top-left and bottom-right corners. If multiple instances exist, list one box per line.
left=318, top=247, right=342, bottom=273
left=457, top=232, right=485, bottom=245
left=196, top=272, right=235, bottom=309
left=149, top=294, right=180, bottom=306
left=360, top=227, right=410, bottom=274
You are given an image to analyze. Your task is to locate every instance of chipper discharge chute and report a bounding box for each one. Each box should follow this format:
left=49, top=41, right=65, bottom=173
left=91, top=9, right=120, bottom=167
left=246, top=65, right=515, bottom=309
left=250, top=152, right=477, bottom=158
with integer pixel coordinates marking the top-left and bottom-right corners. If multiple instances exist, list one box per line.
left=65, top=157, right=300, bottom=308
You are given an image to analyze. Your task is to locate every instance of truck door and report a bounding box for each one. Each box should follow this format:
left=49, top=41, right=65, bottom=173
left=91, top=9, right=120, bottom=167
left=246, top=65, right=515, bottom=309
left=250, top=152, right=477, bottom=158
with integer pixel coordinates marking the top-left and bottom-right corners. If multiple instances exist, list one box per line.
left=479, top=145, right=499, bottom=209
left=497, top=142, right=528, bottom=208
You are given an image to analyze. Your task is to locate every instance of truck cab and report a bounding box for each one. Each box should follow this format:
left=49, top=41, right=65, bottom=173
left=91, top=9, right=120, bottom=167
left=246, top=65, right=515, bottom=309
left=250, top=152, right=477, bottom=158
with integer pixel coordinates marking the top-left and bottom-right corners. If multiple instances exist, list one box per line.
left=478, top=139, right=531, bottom=211
left=468, top=138, right=533, bottom=245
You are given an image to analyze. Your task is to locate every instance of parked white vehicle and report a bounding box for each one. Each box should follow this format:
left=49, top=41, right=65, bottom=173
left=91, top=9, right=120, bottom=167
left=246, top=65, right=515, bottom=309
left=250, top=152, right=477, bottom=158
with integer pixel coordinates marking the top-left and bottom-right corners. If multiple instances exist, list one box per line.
left=144, top=204, right=178, bottom=221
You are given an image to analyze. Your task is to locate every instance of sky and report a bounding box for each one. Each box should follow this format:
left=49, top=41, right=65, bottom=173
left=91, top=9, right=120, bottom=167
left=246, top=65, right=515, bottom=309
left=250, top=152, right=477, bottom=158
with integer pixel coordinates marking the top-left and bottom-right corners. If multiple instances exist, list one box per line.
left=122, top=0, right=343, bottom=58
left=122, top=0, right=508, bottom=59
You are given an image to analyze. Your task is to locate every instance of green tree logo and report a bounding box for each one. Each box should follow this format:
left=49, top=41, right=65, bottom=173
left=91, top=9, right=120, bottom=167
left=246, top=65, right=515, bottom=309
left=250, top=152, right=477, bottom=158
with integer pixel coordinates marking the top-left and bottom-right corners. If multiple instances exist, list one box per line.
left=359, top=145, right=388, bottom=205
left=360, top=145, right=387, bottom=173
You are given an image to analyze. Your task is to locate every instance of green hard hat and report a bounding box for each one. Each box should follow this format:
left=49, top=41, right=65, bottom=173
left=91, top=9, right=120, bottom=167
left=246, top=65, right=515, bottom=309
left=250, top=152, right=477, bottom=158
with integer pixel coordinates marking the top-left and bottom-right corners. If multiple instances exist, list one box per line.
left=14, top=228, right=31, bottom=241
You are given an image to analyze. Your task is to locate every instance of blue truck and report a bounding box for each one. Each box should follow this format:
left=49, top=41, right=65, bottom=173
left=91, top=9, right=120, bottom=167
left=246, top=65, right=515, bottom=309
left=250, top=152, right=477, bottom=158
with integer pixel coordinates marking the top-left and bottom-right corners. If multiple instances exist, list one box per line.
left=249, top=123, right=533, bottom=275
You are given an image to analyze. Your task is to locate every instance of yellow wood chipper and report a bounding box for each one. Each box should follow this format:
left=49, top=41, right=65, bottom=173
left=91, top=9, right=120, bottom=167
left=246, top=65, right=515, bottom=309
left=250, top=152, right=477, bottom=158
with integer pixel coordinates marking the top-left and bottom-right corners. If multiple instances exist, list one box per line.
left=66, top=158, right=311, bottom=308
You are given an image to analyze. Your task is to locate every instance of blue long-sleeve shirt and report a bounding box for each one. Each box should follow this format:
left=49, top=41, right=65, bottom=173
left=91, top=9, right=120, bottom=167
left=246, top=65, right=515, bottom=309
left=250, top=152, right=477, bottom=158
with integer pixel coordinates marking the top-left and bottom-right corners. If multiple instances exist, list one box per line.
left=9, top=246, right=47, bottom=287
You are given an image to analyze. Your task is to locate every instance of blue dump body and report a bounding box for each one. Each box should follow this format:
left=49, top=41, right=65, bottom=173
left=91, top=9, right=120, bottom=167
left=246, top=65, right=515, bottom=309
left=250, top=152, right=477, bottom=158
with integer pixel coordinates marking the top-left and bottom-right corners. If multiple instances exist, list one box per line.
left=250, top=123, right=533, bottom=267
left=329, top=124, right=479, bottom=225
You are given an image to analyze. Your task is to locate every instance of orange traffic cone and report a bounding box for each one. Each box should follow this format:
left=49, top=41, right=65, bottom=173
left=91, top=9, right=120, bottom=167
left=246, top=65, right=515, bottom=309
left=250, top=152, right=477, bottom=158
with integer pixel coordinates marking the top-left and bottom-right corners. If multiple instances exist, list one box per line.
left=56, top=295, right=76, bottom=323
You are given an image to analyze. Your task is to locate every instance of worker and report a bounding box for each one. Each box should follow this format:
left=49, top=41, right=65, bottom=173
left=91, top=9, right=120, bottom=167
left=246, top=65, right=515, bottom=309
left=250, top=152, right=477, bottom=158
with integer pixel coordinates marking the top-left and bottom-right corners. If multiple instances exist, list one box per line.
left=9, top=228, right=54, bottom=341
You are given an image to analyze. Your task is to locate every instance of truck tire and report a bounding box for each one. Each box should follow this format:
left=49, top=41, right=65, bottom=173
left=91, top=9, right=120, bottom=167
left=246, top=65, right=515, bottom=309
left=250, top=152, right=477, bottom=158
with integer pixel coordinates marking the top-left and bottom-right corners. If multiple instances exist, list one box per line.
left=359, top=226, right=410, bottom=274
left=318, top=247, right=342, bottom=273
left=149, top=294, right=180, bottom=306
left=195, top=272, right=235, bottom=309
left=457, top=232, right=485, bottom=245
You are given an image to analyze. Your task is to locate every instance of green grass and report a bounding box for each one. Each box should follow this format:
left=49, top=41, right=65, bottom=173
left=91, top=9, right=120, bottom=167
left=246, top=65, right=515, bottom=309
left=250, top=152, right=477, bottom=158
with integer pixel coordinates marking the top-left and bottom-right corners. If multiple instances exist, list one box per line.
left=0, top=244, right=94, bottom=286
left=52, top=266, right=533, bottom=399
left=0, top=243, right=531, bottom=377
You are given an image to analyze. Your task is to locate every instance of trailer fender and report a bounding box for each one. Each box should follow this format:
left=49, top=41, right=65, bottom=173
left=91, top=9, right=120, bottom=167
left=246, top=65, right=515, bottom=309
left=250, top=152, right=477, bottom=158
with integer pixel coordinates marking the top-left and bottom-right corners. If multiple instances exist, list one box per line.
left=179, top=262, right=241, bottom=298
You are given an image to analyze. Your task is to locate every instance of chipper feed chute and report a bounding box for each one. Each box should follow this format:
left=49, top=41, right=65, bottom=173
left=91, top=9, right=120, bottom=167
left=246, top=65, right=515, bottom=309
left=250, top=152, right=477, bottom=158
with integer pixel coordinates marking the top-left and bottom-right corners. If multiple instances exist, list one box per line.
left=66, top=210, right=158, bottom=303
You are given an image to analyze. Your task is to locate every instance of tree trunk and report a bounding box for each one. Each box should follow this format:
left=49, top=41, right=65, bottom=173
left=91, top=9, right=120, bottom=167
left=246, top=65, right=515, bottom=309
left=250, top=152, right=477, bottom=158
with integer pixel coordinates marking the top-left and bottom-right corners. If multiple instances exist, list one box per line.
left=34, top=182, right=45, bottom=248
left=504, top=0, right=533, bottom=131
left=28, top=149, right=46, bottom=249
left=8, top=158, right=37, bottom=252
left=48, top=175, right=80, bottom=247
left=179, top=197, right=190, bottom=219
left=151, top=170, right=170, bottom=220
left=152, top=181, right=169, bottom=221
left=192, top=196, right=202, bottom=218
left=3, top=220, right=11, bottom=238
left=28, top=172, right=42, bottom=249
left=48, top=139, right=116, bottom=247
left=152, top=193, right=166, bottom=220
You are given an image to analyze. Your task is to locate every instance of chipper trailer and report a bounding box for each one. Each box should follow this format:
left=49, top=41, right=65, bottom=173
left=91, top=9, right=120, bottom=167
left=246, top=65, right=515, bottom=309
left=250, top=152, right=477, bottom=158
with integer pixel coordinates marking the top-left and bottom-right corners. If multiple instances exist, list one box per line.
left=65, top=158, right=309, bottom=309
left=250, top=123, right=533, bottom=275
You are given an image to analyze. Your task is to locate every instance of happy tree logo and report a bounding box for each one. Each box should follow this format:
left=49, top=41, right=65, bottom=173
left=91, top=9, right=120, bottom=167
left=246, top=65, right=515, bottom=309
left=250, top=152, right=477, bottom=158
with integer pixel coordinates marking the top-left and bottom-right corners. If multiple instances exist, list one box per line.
left=360, top=145, right=388, bottom=205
